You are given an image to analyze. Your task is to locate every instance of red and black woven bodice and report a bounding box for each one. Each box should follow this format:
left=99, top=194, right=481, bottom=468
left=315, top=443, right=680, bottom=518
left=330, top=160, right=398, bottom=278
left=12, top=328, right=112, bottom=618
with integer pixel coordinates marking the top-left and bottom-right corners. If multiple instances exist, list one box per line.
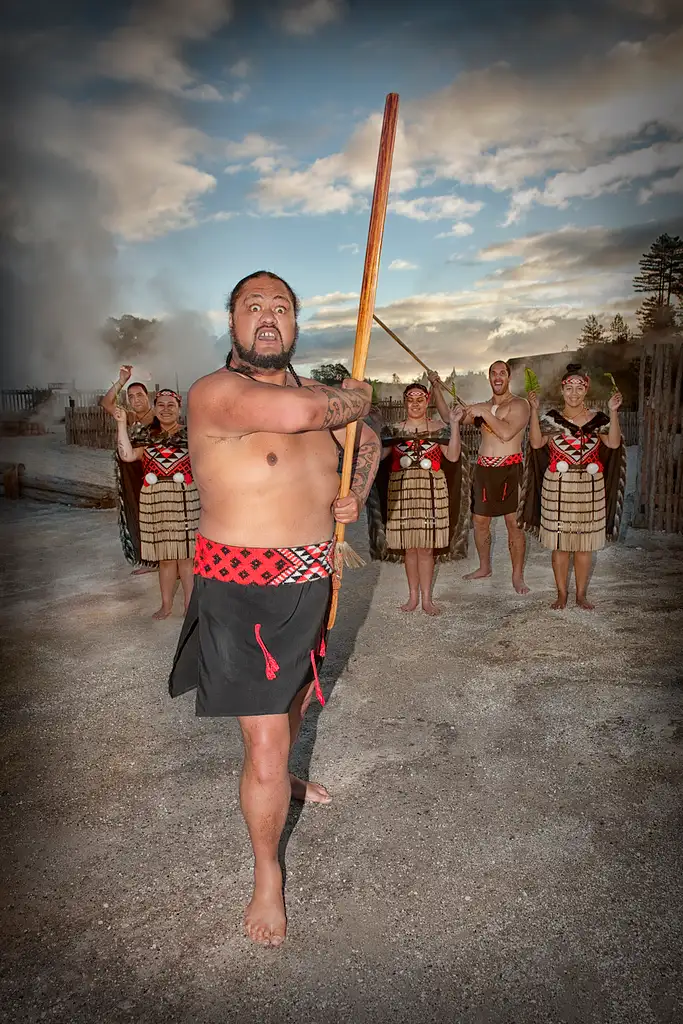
left=390, top=439, right=443, bottom=472
left=142, top=429, right=192, bottom=484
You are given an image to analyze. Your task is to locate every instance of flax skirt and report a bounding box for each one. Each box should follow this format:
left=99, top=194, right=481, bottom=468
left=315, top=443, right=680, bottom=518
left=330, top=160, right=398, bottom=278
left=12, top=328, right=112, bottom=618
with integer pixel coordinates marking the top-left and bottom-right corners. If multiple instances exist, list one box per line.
left=139, top=480, right=200, bottom=562
left=539, top=468, right=606, bottom=552
left=385, top=466, right=450, bottom=551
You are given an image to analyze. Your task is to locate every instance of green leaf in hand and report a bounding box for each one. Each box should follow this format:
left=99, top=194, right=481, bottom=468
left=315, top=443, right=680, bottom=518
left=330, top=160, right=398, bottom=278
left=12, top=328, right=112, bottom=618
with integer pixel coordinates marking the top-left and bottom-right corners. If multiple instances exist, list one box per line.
left=524, top=367, right=540, bottom=394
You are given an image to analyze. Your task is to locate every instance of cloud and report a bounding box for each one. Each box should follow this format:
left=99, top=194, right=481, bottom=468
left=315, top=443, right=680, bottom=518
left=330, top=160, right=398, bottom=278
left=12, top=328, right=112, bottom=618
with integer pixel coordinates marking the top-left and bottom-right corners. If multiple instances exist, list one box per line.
left=302, top=291, right=359, bottom=308
left=292, top=218, right=670, bottom=375
left=338, top=242, right=360, bottom=254
left=389, top=259, right=418, bottom=271
left=224, top=133, right=284, bottom=161
left=95, top=0, right=233, bottom=100
left=247, top=23, right=683, bottom=219
left=280, top=0, right=347, bottom=36
left=506, top=140, right=683, bottom=222
left=639, top=166, right=683, bottom=202
left=390, top=195, right=484, bottom=222
left=436, top=222, right=475, bottom=238
left=229, top=58, right=250, bottom=77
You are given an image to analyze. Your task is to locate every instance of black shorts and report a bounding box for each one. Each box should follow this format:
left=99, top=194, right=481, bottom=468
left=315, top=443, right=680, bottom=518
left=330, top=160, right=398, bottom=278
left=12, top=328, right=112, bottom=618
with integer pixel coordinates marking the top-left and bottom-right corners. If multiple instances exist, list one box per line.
left=472, top=459, right=523, bottom=518
left=168, top=536, right=333, bottom=717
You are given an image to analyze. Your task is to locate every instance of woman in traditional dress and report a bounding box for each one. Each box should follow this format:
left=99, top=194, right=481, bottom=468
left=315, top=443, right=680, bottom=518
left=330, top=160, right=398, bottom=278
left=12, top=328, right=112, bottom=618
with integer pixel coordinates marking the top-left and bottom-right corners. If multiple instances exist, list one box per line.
left=100, top=365, right=157, bottom=574
left=520, top=363, right=625, bottom=610
left=114, top=389, right=200, bottom=619
left=367, top=382, right=467, bottom=615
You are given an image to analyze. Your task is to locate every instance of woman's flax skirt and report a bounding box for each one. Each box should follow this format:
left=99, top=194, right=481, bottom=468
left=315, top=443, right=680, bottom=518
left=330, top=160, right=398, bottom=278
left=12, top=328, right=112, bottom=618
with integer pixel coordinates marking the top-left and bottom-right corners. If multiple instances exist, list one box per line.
left=139, top=480, right=200, bottom=561
left=539, top=468, right=606, bottom=552
left=385, top=466, right=450, bottom=551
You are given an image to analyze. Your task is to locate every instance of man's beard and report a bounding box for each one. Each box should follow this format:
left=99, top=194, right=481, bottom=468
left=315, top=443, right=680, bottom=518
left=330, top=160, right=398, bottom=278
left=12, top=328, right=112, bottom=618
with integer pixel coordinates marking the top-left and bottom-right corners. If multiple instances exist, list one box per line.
left=229, top=325, right=298, bottom=371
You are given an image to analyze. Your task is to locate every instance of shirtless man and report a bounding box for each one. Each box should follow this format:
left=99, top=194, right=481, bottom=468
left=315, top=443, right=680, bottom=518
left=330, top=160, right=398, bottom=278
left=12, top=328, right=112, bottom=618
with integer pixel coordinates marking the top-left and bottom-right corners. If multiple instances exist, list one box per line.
left=100, top=365, right=155, bottom=429
left=168, top=271, right=379, bottom=948
left=462, top=360, right=530, bottom=594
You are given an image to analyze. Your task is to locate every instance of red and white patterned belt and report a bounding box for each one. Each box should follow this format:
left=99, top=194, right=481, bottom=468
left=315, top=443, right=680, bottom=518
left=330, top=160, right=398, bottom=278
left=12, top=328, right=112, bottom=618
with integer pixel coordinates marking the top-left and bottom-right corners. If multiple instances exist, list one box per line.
left=477, top=453, right=523, bottom=468
left=193, top=533, right=334, bottom=585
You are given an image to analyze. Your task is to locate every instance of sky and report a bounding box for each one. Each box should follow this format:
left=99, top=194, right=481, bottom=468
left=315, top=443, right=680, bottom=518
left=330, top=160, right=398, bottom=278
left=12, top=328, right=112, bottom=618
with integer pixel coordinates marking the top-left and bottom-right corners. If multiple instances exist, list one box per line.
left=1, top=0, right=682, bottom=389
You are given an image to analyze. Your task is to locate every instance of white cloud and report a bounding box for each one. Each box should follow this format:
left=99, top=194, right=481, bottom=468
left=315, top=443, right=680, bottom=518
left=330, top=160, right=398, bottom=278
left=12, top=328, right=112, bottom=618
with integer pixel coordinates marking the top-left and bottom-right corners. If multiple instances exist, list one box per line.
left=302, top=291, right=359, bottom=307
left=228, top=85, right=250, bottom=103
left=389, top=259, right=419, bottom=271
left=280, top=0, right=347, bottom=36
left=436, top=222, right=475, bottom=238
left=248, top=25, right=683, bottom=220
left=95, top=0, right=233, bottom=100
left=338, top=242, right=360, bottom=254
left=229, top=58, right=250, bottom=77
left=390, top=195, right=484, bottom=222
left=506, top=140, right=683, bottom=222
left=224, top=133, right=284, bottom=161
left=639, top=166, right=683, bottom=202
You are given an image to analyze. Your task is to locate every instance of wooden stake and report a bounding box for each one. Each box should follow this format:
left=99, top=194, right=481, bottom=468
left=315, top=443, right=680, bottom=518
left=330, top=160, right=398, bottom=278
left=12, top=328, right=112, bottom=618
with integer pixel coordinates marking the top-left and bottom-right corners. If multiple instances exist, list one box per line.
left=372, top=314, right=467, bottom=407
left=328, top=93, right=399, bottom=630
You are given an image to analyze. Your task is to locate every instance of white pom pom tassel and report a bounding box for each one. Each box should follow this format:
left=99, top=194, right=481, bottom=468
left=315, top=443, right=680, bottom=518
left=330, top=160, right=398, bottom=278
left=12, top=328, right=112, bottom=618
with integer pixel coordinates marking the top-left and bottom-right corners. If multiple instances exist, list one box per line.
left=144, top=472, right=158, bottom=485
left=173, top=472, right=184, bottom=483
left=586, top=462, right=599, bottom=475
left=419, top=457, right=432, bottom=470
left=399, top=455, right=412, bottom=469
left=556, top=460, right=569, bottom=474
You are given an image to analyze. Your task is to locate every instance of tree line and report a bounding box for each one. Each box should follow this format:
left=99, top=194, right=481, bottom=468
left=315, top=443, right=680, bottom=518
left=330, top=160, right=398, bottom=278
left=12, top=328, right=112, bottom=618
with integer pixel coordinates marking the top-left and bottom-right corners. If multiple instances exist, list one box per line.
left=578, top=232, right=683, bottom=348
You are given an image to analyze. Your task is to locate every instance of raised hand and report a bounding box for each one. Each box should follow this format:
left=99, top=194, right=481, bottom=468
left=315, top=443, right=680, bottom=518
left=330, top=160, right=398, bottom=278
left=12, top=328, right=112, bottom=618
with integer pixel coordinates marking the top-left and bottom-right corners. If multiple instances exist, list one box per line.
left=608, top=390, right=622, bottom=412
left=112, top=406, right=128, bottom=424
left=449, top=404, right=464, bottom=426
left=119, top=365, right=133, bottom=385
left=527, top=390, right=540, bottom=411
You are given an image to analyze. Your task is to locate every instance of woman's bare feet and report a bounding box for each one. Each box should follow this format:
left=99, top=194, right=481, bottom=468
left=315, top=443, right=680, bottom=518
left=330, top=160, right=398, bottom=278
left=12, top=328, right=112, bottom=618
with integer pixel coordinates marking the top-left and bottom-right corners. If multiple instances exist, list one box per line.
left=152, top=605, right=173, bottom=620
left=421, top=600, right=441, bottom=616
left=463, top=567, right=492, bottom=581
left=551, top=592, right=567, bottom=610
left=576, top=594, right=595, bottom=610
left=244, top=862, right=286, bottom=947
left=400, top=594, right=420, bottom=612
left=512, top=575, right=530, bottom=595
left=289, top=774, right=331, bottom=804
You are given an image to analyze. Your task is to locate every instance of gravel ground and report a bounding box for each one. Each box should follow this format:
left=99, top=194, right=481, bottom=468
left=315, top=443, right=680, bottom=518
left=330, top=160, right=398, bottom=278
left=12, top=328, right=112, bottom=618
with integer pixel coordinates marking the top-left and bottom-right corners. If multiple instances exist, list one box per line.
left=1, top=499, right=682, bottom=1024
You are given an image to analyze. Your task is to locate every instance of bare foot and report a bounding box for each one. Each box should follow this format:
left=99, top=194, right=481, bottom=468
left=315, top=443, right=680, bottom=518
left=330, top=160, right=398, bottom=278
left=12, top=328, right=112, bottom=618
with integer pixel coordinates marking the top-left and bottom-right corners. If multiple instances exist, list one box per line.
left=244, top=863, right=286, bottom=947
left=289, top=774, right=332, bottom=804
left=576, top=595, right=595, bottom=611
left=463, top=568, right=492, bottom=581
left=400, top=594, right=420, bottom=612
left=551, top=593, right=567, bottom=610
left=422, top=600, right=441, bottom=616
left=152, top=605, right=173, bottom=620
left=513, top=576, right=530, bottom=595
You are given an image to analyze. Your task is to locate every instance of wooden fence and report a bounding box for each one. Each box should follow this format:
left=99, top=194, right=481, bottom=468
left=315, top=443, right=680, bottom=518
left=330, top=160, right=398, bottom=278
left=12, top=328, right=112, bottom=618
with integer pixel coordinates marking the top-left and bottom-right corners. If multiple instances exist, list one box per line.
left=65, top=406, right=116, bottom=448
left=636, top=340, right=683, bottom=533
left=0, top=388, right=52, bottom=414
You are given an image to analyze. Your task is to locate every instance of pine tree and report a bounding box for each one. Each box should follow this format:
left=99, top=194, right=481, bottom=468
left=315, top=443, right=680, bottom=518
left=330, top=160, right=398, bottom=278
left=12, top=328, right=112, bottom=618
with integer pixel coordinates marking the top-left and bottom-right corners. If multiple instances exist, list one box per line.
left=609, top=313, right=632, bottom=345
left=633, top=233, right=683, bottom=335
left=578, top=314, right=607, bottom=348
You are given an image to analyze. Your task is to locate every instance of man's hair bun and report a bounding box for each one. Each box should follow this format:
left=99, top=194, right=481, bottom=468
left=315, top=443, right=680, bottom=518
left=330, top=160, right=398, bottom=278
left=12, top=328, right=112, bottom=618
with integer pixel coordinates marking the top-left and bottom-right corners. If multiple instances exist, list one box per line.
left=566, top=363, right=582, bottom=374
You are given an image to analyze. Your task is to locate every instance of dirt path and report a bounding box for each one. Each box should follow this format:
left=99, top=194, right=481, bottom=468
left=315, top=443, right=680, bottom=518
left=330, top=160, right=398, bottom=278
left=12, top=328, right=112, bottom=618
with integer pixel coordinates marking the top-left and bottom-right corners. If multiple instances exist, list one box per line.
left=1, top=502, right=682, bottom=1024
left=0, top=434, right=114, bottom=487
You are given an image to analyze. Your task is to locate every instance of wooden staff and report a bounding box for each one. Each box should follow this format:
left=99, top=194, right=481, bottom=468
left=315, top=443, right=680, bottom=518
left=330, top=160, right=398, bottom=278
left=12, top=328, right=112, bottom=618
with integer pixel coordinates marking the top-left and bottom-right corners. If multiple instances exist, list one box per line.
left=328, top=92, right=399, bottom=631
left=372, top=314, right=467, bottom=407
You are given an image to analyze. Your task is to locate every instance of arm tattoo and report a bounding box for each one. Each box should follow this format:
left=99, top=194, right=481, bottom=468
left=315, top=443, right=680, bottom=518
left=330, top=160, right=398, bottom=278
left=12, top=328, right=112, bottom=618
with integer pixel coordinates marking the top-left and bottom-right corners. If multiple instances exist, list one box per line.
left=310, top=385, right=369, bottom=429
left=350, top=436, right=381, bottom=504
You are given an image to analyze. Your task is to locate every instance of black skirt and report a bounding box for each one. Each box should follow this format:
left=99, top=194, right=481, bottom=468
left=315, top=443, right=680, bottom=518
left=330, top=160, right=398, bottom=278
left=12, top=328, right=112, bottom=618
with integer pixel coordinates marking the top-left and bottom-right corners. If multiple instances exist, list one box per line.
left=168, top=575, right=332, bottom=717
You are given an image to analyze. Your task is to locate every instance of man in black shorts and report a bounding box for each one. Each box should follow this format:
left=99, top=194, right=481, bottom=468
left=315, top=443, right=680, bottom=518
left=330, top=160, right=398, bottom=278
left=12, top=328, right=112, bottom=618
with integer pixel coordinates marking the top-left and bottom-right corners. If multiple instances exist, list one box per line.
left=169, top=271, right=379, bottom=947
